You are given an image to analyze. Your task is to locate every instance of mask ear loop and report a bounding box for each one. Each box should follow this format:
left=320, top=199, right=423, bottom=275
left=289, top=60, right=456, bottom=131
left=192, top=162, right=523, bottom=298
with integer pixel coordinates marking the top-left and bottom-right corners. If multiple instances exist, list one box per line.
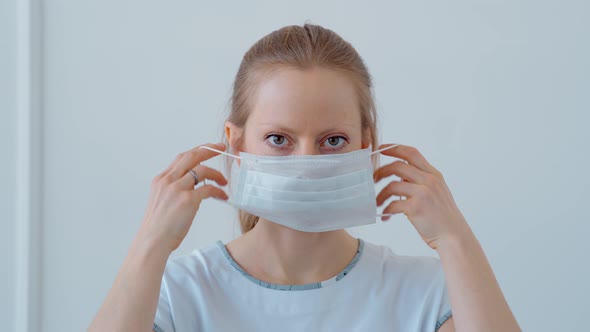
left=198, top=145, right=242, bottom=160
left=197, top=146, right=242, bottom=201
left=370, top=144, right=401, bottom=156
left=371, top=144, right=407, bottom=218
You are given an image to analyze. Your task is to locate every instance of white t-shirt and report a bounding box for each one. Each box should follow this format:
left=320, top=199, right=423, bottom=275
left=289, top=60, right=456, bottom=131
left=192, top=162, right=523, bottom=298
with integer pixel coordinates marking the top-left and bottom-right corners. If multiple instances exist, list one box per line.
left=153, top=238, right=453, bottom=332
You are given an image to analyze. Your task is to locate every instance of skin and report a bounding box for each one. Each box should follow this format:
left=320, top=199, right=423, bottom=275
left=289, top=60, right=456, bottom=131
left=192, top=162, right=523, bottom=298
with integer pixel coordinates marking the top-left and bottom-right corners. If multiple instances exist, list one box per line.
left=88, top=66, right=521, bottom=331
left=224, top=67, right=368, bottom=285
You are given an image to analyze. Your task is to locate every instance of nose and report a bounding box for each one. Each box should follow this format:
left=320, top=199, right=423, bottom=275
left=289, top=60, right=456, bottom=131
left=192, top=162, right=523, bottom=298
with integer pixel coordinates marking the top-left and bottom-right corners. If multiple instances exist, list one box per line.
left=294, top=140, right=321, bottom=156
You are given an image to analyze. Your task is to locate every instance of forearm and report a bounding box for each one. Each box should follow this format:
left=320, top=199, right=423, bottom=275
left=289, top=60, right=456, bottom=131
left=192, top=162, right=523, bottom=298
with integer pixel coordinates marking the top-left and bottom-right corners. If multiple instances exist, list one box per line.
left=437, top=225, right=521, bottom=332
left=88, top=232, right=171, bottom=332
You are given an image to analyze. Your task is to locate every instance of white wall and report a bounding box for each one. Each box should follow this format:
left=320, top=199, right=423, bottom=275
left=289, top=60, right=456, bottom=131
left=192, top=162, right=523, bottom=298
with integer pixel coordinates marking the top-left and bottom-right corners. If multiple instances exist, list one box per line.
left=1, top=0, right=17, bottom=330
left=4, top=0, right=589, bottom=331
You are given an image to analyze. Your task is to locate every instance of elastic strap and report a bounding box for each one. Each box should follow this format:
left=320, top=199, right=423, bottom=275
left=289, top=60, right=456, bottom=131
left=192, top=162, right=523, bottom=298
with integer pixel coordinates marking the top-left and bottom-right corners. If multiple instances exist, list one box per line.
left=200, top=144, right=400, bottom=159
left=370, top=144, right=401, bottom=155
left=198, top=145, right=241, bottom=160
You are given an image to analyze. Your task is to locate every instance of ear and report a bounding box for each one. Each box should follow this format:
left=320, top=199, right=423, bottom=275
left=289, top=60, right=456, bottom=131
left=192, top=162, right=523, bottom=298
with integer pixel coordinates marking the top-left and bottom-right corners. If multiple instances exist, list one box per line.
left=225, top=121, right=243, bottom=153
left=361, top=132, right=372, bottom=150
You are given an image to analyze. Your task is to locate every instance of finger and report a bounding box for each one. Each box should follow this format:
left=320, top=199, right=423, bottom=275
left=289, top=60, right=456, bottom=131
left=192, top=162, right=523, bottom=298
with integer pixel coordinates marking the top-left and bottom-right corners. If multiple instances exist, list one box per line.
left=192, top=184, right=229, bottom=202
left=376, top=180, right=419, bottom=206
left=374, top=160, right=428, bottom=184
left=177, top=164, right=228, bottom=189
left=377, top=144, right=438, bottom=174
left=169, top=142, right=226, bottom=180
left=380, top=199, right=410, bottom=221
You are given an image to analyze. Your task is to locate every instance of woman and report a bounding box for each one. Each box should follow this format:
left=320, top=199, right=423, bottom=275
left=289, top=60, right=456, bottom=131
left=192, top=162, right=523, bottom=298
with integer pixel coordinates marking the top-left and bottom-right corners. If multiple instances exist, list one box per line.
left=89, top=23, right=520, bottom=331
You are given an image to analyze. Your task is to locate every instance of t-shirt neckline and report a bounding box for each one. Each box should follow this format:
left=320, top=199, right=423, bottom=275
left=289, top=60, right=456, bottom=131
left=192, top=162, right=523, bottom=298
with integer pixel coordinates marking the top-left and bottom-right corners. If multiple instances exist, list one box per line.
left=215, top=237, right=365, bottom=291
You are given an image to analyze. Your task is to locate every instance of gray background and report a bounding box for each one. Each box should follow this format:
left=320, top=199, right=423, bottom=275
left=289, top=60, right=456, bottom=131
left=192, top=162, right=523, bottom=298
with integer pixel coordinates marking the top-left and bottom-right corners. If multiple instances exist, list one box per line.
left=2, top=0, right=589, bottom=331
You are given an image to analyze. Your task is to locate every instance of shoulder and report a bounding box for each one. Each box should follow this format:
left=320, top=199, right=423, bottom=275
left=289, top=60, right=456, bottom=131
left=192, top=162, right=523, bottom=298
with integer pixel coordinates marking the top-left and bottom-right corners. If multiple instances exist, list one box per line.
left=360, top=240, right=452, bottom=325
left=161, top=241, right=225, bottom=288
left=363, top=239, right=442, bottom=270
left=155, top=242, right=229, bottom=331
left=361, top=240, right=445, bottom=288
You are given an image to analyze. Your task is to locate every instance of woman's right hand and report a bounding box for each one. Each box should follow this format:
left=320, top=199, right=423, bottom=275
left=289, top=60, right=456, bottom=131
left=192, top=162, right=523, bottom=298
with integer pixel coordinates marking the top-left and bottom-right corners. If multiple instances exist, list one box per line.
left=138, top=142, right=229, bottom=253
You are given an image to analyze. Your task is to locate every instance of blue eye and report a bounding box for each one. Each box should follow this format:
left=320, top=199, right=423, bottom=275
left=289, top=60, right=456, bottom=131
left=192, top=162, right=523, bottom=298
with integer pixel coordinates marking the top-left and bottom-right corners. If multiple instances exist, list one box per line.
left=323, top=136, right=346, bottom=148
left=267, top=134, right=288, bottom=146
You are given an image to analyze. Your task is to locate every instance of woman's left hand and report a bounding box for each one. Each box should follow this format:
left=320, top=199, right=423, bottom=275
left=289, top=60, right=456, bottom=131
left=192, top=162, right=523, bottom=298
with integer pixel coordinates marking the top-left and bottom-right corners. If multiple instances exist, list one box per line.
left=374, top=144, right=470, bottom=250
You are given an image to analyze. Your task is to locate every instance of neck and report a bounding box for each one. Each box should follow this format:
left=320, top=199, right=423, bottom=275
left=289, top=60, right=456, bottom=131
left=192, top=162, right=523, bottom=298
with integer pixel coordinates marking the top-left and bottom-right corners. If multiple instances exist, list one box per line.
left=228, top=218, right=359, bottom=285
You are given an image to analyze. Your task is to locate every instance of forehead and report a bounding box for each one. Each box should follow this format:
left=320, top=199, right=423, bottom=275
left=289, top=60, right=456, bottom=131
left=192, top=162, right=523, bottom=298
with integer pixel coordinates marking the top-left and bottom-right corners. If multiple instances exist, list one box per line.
left=248, top=66, right=362, bottom=131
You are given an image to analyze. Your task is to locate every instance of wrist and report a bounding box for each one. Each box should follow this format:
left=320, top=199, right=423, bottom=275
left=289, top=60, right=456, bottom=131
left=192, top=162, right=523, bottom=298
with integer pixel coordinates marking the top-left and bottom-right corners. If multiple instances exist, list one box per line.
left=132, top=226, right=174, bottom=262
left=436, top=221, right=477, bottom=255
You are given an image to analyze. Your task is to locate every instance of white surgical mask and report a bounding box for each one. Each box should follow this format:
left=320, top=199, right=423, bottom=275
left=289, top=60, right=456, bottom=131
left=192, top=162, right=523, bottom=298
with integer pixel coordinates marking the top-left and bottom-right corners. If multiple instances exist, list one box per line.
left=200, top=145, right=400, bottom=232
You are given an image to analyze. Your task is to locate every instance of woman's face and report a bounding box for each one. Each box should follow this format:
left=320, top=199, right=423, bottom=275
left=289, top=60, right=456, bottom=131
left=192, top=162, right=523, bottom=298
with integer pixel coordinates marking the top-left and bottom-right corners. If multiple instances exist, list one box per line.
left=227, top=66, right=367, bottom=156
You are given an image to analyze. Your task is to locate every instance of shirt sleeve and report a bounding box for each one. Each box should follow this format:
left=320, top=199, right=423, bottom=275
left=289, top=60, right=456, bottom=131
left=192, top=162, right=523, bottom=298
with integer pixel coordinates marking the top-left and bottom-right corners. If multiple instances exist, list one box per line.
left=433, top=259, right=453, bottom=331
left=153, top=264, right=175, bottom=332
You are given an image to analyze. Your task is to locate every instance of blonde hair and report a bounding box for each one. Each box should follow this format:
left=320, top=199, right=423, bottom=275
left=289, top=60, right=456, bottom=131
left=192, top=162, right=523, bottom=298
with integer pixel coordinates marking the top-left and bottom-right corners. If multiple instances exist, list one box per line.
left=223, top=22, right=380, bottom=234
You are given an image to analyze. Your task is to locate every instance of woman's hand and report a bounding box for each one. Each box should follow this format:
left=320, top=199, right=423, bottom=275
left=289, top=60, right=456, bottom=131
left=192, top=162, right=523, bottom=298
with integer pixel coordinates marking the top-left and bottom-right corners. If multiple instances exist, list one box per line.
left=374, top=144, right=470, bottom=250
left=139, top=142, right=229, bottom=253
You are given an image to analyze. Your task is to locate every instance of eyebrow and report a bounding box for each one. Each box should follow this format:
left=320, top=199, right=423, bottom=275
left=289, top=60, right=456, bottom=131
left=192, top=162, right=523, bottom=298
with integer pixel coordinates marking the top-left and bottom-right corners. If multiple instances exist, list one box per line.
left=258, top=123, right=356, bottom=137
